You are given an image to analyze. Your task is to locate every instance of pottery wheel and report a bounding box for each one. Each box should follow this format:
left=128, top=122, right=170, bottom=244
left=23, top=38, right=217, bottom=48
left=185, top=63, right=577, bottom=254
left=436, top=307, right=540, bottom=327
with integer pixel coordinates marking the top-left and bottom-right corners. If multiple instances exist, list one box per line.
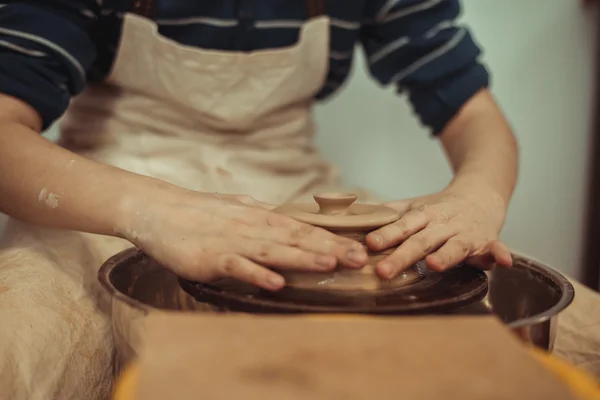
left=179, top=262, right=488, bottom=315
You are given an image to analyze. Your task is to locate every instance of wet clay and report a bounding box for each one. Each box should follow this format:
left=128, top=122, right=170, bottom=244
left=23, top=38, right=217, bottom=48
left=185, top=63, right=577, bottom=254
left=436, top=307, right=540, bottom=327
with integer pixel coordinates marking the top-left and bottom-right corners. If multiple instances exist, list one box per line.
left=272, top=193, right=422, bottom=292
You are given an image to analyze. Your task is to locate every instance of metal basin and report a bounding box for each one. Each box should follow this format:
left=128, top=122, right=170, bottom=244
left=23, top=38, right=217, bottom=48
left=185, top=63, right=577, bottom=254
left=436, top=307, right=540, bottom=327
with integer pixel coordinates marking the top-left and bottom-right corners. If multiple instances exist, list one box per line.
left=99, top=248, right=574, bottom=371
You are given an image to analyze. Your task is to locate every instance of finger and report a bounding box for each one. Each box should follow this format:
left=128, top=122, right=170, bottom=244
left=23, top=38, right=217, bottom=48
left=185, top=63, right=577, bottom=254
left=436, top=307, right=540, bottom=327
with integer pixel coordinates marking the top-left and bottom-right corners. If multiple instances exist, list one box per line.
left=262, top=209, right=368, bottom=267
left=376, top=224, right=457, bottom=279
left=489, top=241, right=513, bottom=267
left=265, top=212, right=369, bottom=267
left=215, top=253, right=286, bottom=291
left=467, top=241, right=512, bottom=269
left=464, top=254, right=496, bottom=270
left=239, top=224, right=367, bottom=268
left=424, top=235, right=473, bottom=272
left=235, top=238, right=339, bottom=272
left=366, top=210, right=430, bottom=251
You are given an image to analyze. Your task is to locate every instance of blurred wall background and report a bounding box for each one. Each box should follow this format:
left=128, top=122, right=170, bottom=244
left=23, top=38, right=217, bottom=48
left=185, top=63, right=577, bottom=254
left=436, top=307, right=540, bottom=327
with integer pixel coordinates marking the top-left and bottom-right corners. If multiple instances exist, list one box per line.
left=313, top=0, right=597, bottom=278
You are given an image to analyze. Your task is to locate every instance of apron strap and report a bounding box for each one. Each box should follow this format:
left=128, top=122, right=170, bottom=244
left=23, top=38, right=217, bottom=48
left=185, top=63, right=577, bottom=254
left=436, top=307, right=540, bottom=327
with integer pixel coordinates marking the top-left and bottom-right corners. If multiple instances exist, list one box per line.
left=130, top=1, right=326, bottom=20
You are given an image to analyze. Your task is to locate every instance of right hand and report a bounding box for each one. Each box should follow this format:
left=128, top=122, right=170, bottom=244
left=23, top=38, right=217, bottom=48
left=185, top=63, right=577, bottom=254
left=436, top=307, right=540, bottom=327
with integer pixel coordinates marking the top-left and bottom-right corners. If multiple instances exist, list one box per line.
left=119, top=188, right=368, bottom=291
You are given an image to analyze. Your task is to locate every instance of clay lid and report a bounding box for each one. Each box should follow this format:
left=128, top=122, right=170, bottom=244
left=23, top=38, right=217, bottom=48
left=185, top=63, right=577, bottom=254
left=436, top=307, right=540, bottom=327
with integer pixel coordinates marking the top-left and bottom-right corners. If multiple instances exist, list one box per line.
left=273, top=193, right=400, bottom=231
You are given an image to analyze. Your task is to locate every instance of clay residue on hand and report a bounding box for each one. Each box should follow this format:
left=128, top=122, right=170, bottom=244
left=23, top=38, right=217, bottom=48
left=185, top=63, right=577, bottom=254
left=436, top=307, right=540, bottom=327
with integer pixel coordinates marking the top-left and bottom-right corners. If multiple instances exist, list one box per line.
left=46, top=193, right=60, bottom=208
left=38, top=188, right=48, bottom=203
left=117, top=210, right=153, bottom=243
left=38, top=188, right=61, bottom=209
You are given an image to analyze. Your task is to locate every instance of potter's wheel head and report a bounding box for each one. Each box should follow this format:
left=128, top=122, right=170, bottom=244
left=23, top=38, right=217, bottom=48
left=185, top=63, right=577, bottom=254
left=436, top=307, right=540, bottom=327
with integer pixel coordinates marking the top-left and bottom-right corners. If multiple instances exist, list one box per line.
left=179, top=262, right=489, bottom=315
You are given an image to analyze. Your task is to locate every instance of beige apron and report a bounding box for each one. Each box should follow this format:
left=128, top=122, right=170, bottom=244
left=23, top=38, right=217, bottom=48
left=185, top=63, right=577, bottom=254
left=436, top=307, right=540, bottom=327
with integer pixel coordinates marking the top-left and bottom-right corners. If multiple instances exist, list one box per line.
left=59, top=17, right=342, bottom=204
left=0, top=2, right=599, bottom=400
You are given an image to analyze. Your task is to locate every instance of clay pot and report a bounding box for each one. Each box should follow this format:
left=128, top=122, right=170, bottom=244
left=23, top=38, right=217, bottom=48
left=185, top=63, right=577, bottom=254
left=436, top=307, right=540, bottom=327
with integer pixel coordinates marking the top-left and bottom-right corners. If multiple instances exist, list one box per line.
left=272, top=192, right=422, bottom=293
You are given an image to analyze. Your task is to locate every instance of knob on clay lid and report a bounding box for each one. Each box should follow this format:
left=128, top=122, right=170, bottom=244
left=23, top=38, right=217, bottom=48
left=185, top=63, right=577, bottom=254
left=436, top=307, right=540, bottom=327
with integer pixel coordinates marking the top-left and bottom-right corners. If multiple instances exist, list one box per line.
left=273, top=193, right=400, bottom=231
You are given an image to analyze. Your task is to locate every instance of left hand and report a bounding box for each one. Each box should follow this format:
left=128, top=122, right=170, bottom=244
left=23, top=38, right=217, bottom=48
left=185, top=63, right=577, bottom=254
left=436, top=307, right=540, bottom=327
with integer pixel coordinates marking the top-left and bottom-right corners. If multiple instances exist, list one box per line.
left=365, top=188, right=513, bottom=279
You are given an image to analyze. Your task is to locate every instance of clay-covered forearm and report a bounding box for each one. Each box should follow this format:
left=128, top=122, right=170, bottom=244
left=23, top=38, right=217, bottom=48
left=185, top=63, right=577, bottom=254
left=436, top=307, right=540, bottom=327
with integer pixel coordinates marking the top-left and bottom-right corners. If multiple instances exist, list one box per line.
left=0, top=95, right=156, bottom=236
left=439, top=89, right=519, bottom=207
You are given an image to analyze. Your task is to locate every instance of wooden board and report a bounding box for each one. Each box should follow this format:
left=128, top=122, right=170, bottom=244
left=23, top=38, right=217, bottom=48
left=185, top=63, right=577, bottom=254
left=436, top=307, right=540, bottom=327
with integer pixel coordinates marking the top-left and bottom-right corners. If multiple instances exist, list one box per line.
left=134, top=314, right=577, bottom=400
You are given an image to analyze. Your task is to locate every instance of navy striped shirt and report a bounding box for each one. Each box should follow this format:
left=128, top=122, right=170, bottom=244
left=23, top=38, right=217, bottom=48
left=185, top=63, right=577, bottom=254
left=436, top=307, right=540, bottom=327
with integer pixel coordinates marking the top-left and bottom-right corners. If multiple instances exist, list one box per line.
left=0, top=0, right=489, bottom=133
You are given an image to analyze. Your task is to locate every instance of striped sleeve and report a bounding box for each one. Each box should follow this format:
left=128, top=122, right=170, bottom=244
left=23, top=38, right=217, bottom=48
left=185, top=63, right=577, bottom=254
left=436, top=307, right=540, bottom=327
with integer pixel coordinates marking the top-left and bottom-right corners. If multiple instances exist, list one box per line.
left=0, top=1, right=98, bottom=129
left=360, top=0, right=490, bottom=134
